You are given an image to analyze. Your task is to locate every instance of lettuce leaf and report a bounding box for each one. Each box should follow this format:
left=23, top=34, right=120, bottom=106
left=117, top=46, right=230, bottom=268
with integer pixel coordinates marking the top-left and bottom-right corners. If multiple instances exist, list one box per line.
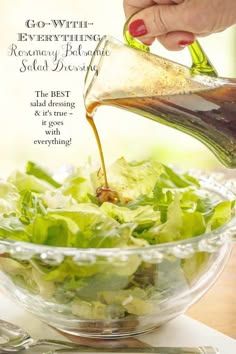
left=19, top=190, right=46, bottom=224
left=30, top=215, right=71, bottom=246
left=207, top=200, right=234, bottom=231
left=8, top=171, right=55, bottom=194
left=0, top=158, right=235, bottom=323
left=61, top=171, right=93, bottom=203
left=101, top=202, right=160, bottom=231
left=91, top=157, right=164, bottom=203
left=0, top=215, right=30, bottom=242
left=137, top=194, right=206, bottom=244
left=0, top=181, right=20, bottom=215
left=26, top=161, right=61, bottom=188
left=47, top=205, right=135, bottom=248
left=0, top=159, right=234, bottom=249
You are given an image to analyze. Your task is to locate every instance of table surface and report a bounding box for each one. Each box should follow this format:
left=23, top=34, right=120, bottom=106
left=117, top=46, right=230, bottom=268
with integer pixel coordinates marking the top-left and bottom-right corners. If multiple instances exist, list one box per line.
left=187, top=244, right=236, bottom=339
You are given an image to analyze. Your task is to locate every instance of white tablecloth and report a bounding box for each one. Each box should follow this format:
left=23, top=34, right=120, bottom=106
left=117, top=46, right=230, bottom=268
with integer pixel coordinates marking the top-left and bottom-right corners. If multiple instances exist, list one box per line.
left=0, top=292, right=235, bottom=354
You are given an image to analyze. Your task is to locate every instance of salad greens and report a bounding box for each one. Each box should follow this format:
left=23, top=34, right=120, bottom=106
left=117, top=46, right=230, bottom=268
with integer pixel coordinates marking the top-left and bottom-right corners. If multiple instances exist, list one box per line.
left=0, top=158, right=234, bottom=320
left=0, top=158, right=234, bottom=247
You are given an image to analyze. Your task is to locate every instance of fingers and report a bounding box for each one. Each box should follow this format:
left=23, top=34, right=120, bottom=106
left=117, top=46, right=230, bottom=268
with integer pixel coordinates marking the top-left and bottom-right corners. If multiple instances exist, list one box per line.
left=124, top=0, right=236, bottom=51
left=158, top=31, right=195, bottom=51
left=126, top=2, right=198, bottom=50
left=124, top=0, right=194, bottom=51
left=142, top=37, right=155, bottom=46
left=128, top=4, right=187, bottom=38
left=123, top=0, right=153, bottom=18
left=124, top=0, right=183, bottom=18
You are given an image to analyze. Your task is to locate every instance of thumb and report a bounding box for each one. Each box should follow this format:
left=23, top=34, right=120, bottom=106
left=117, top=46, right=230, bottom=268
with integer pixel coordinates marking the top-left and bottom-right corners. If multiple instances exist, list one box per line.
left=128, top=3, right=193, bottom=38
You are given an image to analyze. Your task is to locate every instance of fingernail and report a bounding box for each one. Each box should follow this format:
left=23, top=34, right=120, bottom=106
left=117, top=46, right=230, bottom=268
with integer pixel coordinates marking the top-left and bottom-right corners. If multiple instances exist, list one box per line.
left=178, top=40, right=194, bottom=48
left=129, top=19, right=148, bottom=37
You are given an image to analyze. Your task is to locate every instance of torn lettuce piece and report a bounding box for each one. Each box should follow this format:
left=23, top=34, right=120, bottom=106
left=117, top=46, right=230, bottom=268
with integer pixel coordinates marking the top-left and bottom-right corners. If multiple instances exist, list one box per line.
left=71, top=298, right=108, bottom=320
left=8, top=171, right=55, bottom=194
left=0, top=181, right=20, bottom=215
left=29, top=214, right=72, bottom=246
left=31, top=267, right=55, bottom=299
left=0, top=158, right=234, bottom=251
left=76, top=273, right=130, bottom=301
left=47, top=205, right=135, bottom=248
left=26, top=202, right=136, bottom=248
left=128, top=165, right=205, bottom=224
left=91, top=157, right=164, bottom=203
left=207, top=200, right=235, bottom=231
left=99, top=287, right=153, bottom=316
left=181, top=252, right=210, bottom=284
left=44, top=254, right=140, bottom=285
left=181, top=211, right=206, bottom=239
left=61, top=169, right=93, bottom=203
left=158, top=194, right=183, bottom=243
left=44, top=259, right=100, bottom=282
left=0, top=215, right=30, bottom=242
left=26, top=161, right=61, bottom=188
left=138, top=194, right=182, bottom=244
left=101, top=202, right=160, bottom=231
left=71, top=285, right=153, bottom=318
left=19, top=190, right=46, bottom=224
left=138, top=194, right=206, bottom=244
left=160, top=165, right=200, bottom=189
left=0, top=158, right=235, bottom=324
left=42, top=190, right=74, bottom=209
left=152, top=164, right=199, bottom=206
left=0, top=258, right=37, bottom=293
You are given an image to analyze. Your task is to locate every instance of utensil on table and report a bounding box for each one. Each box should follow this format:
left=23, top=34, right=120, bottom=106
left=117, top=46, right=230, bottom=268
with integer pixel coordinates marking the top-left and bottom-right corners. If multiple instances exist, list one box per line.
left=0, top=319, right=218, bottom=353
left=0, top=319, right=94, bottom=352
left=43, top=347, right=219, bottom=353
left=0, top=318, right=155, bottom=352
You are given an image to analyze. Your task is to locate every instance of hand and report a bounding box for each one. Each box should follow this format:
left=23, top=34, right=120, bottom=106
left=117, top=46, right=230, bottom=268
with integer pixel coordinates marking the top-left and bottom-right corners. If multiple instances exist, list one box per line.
left=124, top=0, right=236, bottom=50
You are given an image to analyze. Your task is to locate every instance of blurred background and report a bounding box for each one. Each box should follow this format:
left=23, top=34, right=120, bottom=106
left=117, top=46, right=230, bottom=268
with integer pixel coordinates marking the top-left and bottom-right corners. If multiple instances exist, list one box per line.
left=0, top=0, right=235, bottom=176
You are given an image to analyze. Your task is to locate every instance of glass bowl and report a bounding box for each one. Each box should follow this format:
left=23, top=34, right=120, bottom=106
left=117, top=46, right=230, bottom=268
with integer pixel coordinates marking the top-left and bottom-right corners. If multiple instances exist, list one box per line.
left=0, top=175, right=235, bottom=338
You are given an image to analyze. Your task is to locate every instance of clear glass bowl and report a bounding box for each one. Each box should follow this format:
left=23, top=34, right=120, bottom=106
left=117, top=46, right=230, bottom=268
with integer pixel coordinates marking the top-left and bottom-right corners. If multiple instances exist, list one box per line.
left=0, top=175, right=235, bottom=338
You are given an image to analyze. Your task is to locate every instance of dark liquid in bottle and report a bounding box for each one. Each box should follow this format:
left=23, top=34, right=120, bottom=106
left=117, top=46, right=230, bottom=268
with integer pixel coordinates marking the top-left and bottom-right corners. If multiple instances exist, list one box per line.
left=98, top=81, right=236, bottom=168
left=86, top=80, right=236, bottom=197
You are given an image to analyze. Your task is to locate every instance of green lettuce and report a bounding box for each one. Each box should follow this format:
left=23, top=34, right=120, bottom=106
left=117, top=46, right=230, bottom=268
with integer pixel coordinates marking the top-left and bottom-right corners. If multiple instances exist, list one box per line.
left=26, top=161, right=61, bottom=188
left=0, top=158, right=234, bottom=321
left=91, top=157, right=164, bottom=203
left=0, top=215, right=30, bottom=242
left=1, top=158, right=234, bottom=248
left=207, top=200, right=234, bottom=231
left=0, top=181, right=20, bottom=214
left=8, top=171, right=55, bottom=194
left=61, top=168, right=93, bottom=203
left=101, top=202, right=160, bottom=231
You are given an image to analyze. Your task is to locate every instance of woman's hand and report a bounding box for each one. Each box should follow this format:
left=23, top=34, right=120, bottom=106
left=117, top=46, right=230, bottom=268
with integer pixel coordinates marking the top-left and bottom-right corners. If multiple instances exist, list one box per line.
left=124, top=0, right=236, bottom=50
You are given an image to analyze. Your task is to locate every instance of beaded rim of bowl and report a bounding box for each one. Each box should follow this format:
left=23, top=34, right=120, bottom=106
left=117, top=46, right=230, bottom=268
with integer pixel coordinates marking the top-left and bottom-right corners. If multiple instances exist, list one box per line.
left=0, top=174, right=235, bottom=265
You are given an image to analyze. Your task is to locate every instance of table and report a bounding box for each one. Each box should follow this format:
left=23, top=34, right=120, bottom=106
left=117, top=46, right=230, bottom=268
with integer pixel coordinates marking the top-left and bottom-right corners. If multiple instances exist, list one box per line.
left=188, top=245, right=236, bottom=338
left=0, top=292, right=236, bottom=354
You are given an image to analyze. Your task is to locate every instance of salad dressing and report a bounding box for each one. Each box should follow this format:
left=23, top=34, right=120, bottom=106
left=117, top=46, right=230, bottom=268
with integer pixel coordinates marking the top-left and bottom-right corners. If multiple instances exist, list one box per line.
left=85, top=36, right=236, bottom=174
left=86, top=112, right=108, bottom=188
left=86, top=110, right=119, bottom=203
left=100, top=83, right=236, bottom=167
left=86, top=82, right=236, bottom=203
